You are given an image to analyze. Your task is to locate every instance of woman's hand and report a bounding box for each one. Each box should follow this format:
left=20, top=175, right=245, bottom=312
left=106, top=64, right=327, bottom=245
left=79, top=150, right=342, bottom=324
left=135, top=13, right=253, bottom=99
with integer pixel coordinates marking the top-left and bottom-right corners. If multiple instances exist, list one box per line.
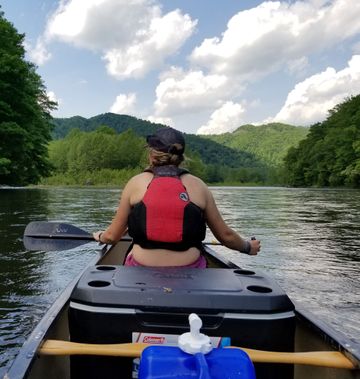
left=93, top=230, right=105, bottom=242
left=249, top=238, right=261, bottom=255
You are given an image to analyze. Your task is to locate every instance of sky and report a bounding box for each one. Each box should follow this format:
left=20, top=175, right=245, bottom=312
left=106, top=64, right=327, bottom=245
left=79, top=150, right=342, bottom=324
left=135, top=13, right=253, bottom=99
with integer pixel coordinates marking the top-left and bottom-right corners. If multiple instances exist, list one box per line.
left=2, top=0, right=360, bottom=135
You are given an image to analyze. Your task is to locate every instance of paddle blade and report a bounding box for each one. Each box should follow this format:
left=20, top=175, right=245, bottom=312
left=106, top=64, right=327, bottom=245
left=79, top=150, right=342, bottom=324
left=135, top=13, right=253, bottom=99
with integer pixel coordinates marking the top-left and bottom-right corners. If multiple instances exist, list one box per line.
left=23, top=221, right=94, bottom=251
left=23, top=235, right=93, bottom=252
left=24, top=221, right=92, bottom=238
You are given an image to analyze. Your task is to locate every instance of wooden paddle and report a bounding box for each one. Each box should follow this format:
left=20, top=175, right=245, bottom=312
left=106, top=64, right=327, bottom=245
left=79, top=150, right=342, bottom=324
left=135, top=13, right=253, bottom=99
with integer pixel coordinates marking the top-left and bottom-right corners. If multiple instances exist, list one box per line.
left=39, top=340, right=356, bottom=369
left=23, top=221, right=222, bottom=251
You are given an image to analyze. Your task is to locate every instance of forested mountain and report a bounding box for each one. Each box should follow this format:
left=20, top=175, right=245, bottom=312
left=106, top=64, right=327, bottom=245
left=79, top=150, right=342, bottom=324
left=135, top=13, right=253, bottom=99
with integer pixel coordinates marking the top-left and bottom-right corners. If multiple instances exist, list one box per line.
left=50, top=96, right=360, bottom=188
left=48, top=115, right=268, bottom=185
left=284, top=95, right=360, bottom=187
left=52, top=113, right=161, bottom=139
left=46, top=125, right=269, bottom=186
left=52, top=114, right=306, bottom=171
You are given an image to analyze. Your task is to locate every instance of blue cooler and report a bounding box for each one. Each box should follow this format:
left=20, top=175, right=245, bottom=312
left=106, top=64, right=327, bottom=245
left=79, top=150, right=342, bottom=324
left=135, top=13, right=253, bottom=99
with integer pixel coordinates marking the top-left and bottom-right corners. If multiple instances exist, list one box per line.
left=139, top=346, right=256, bottom=379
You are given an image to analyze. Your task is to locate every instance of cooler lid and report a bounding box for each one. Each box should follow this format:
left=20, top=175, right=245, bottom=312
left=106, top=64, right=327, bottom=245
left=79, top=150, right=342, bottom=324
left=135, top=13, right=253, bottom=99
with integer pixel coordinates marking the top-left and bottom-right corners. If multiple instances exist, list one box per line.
left=70, top=266, right=294, bottom=313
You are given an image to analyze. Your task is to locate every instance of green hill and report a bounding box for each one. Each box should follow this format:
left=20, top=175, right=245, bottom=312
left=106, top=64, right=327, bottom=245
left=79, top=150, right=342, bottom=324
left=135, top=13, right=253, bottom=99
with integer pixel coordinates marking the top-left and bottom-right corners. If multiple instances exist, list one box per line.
left=51, top=113, right=161, bottom=139
left=52, top=114, right=308, bottom=170
left=52, top=113, right=262, bottom=169
left=207, top=123, right=309, bottom=167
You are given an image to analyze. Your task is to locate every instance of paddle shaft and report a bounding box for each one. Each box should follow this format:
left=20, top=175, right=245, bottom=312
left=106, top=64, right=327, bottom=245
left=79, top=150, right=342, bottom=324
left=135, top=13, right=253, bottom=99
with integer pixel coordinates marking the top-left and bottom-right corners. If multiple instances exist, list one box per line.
left=25, top=233, right=220, bottom=245
left=24, top=233, right=96, bottom=241
left=39, top=340, right=356, bottom=369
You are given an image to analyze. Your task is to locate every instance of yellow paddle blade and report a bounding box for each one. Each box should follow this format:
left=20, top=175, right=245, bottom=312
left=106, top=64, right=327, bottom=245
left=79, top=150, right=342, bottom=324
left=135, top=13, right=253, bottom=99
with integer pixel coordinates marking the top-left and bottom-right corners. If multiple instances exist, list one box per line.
left=39, top=340, right=356, bottom=369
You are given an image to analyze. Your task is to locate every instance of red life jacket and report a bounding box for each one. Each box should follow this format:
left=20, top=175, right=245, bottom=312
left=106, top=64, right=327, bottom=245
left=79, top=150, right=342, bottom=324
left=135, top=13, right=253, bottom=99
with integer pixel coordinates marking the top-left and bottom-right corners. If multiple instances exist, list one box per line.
left=128, top=165, right=206, bottom=251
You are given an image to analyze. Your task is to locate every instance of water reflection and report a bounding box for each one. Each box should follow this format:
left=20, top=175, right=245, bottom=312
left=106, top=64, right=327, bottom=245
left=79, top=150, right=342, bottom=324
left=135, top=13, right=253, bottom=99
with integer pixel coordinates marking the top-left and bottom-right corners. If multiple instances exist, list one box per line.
left=0, top=187, right=359, bottom=374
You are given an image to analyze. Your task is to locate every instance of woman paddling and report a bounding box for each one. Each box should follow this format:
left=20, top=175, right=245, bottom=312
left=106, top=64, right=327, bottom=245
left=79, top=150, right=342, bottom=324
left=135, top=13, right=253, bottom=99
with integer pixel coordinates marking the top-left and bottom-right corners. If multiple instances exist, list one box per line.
left=93, top=127, right=261, bottom=267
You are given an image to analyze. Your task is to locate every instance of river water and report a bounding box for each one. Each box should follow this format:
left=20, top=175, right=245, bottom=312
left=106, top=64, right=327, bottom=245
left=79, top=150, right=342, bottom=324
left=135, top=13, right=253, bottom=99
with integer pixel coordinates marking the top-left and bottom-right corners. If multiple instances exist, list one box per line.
left=0, top=186, right=359, bottom=374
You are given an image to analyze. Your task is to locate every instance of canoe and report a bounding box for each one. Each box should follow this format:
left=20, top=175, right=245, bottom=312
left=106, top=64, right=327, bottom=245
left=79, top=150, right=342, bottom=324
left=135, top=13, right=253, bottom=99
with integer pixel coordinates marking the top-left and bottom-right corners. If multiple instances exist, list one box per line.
left=3, top=230, right=360, bottom=379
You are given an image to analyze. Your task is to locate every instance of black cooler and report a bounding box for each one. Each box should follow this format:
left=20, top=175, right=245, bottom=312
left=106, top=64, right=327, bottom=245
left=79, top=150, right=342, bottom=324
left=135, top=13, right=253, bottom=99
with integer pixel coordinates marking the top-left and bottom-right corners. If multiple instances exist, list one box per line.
left=69, top=266, right=296, bottom=379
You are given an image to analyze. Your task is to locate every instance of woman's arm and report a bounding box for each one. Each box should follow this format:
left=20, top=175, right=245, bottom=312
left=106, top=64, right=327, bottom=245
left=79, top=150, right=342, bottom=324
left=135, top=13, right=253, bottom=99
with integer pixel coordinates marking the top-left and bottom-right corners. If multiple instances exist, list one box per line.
left=93, top=179, right=134, bottom=244
left=203, top=186, right=260, bottom=255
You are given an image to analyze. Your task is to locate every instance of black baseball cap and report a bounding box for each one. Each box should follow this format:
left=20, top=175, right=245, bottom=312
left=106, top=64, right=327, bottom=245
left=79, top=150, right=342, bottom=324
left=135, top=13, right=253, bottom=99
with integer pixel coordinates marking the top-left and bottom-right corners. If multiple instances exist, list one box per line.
left=146, top=127, right=185, bottom=155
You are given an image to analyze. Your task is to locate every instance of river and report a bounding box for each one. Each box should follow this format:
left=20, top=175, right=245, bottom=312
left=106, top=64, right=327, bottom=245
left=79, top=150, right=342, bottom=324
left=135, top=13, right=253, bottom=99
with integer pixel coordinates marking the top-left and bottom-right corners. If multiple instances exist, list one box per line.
left=0, top=186, right=359, bottom=375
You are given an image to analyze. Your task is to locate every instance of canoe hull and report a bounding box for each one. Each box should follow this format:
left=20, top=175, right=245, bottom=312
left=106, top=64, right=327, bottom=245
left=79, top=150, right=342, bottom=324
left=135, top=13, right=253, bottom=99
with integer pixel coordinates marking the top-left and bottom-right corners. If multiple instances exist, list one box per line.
left=3, top=241, right=360, bottom=379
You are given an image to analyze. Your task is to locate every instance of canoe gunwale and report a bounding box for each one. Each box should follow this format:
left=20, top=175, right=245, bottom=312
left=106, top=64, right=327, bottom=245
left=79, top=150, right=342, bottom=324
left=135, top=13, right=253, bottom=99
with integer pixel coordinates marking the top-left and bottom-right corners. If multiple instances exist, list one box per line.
left=3, top=250, right=104, bottom=379
left=202, top=244, right=239, bottom=268
left=203, top=244, right=360, bottom=369
left=293, top=303, right=360, bottom=368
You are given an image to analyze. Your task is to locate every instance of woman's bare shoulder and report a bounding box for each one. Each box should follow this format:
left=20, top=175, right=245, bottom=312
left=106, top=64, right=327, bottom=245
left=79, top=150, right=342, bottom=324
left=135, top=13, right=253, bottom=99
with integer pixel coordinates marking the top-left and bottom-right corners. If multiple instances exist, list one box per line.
left=124, top=172, right=153, bottom=189
left=182, top=174, right=209, bottom=192
left=182, top=173, right=206, bottom=184
left=128, top=171, right=152, bottom=182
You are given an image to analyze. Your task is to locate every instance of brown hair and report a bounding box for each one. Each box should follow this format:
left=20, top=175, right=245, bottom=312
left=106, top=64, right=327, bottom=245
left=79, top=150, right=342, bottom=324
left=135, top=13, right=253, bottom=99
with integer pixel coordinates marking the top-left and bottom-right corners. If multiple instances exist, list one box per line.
left=149, top=148, right=184, bottom=167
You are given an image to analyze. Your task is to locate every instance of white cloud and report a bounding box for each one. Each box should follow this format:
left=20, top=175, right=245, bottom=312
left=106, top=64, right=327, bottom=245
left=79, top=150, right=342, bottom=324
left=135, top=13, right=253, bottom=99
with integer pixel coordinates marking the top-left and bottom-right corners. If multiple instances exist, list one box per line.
left=152, top=0, right=360, bottom=129
left=153, top=68, right=234, bottom=117
left=190, top=0, right=360, bottom=80
left=110, top=93, right=136, bottom=115
left=269, top=55, right=360, bottom=125
left=147, top=115, right=174, bottom=127
left=104, top=10, right=196, bottom=79
left=43, top=0, right=196, bottom=78
left=28, top=0, right=360, bottom=131
left=47, top=90, right=60, bottom=104
left=26, top=38, right=52, bottom=65
left=197, top=101, right=245, bottom=135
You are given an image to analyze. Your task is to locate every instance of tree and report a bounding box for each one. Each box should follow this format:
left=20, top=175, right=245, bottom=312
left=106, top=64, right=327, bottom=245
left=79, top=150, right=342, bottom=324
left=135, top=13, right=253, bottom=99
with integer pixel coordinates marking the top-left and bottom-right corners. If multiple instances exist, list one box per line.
left=48, top=127, right=147, bottom=178
left=284, top=95, right=360, bottom=187
left=0, top=8, right=56, bottom=185
left=183, top=150, right=206, bottom=179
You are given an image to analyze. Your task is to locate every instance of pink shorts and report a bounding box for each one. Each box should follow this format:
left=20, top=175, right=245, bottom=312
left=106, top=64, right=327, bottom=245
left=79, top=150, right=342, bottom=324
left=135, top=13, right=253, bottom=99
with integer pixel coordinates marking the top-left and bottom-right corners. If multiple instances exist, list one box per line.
left=124, top=253, right=207, bottom=269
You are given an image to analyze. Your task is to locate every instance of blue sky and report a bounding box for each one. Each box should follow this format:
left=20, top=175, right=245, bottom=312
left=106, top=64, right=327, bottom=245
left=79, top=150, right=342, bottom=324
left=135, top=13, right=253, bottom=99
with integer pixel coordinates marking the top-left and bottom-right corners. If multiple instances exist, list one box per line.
left=2, top=0, right=360, bottom=134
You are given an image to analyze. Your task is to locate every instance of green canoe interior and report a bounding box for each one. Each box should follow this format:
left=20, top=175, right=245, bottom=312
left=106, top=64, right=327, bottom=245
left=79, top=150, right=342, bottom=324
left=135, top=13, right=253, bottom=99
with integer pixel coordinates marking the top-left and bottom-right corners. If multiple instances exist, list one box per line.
left=12, top=240, right=360, bottom=379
